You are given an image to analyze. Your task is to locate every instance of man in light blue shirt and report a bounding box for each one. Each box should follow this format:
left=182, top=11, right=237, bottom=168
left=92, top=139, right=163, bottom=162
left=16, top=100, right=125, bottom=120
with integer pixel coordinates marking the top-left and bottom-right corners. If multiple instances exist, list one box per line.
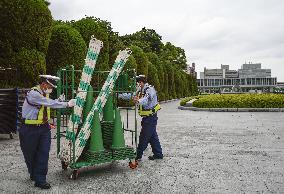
left=19, top=75, right=76, bottom=189
left=120, top=75, right=163, bottom=161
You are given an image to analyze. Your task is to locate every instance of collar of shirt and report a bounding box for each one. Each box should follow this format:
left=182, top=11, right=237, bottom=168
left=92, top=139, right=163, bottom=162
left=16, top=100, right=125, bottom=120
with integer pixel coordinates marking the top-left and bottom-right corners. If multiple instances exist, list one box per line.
left=37, top=85, right=44, bottom=95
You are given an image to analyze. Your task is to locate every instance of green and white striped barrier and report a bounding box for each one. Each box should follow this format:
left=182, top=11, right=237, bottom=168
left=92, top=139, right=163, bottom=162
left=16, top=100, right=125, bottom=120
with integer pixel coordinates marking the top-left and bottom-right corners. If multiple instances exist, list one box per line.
left=72, top=48, right=132, bottom=163
left=59, top=36, right=103, bottom=162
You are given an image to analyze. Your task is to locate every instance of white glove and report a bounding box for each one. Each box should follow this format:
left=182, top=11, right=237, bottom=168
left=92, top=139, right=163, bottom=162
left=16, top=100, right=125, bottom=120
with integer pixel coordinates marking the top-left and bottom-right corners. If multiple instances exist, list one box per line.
left=67, top=99, right=76, bottom=107
left=58, top=94, right=65, bottom=102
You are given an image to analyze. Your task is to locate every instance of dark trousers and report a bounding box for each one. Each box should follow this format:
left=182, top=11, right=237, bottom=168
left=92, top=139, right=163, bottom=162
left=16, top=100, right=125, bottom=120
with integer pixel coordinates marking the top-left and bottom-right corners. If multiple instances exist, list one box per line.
left=137, top=114, right=163, bottom=158
left=18, top=123, right=51, bottom=184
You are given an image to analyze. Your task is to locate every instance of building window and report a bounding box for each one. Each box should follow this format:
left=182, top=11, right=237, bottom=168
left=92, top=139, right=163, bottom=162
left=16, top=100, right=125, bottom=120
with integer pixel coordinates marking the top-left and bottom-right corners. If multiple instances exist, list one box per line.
left=247, top=78, right=251, bottom=85
left=241, top=79, right=245, bottom=85
left=256, top=78, right=261, bottom=85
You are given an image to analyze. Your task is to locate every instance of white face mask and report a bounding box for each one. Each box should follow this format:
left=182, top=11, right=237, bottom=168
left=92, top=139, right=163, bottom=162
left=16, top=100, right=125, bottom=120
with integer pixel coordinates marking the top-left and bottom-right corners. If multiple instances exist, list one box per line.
left=136, top=83, right=141, bottom=91
left=44, top=88, right=53, bottom=94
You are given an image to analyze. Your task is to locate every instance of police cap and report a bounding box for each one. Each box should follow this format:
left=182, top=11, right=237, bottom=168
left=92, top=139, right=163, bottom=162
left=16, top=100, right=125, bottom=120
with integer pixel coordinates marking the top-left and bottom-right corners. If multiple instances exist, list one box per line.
left=136, top=75, right=147, bottom=83
left=39, top=75, right=60, bottom=88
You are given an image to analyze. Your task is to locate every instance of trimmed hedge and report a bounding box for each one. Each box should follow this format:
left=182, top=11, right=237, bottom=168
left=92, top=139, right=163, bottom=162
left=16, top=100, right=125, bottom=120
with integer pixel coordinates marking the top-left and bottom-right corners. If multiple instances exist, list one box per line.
left=46, top=24, right=87, bottom=75
left=192, top=94, right=284, bottom=108
left=180, top=95, right=203, bottom=106
left=0, top=0, right=52, bottom=67
left=130, top=45, right=149, bottom=77
left=72, top=17, right=109, bottom=70
left=14, top=48, right=46, bottom=87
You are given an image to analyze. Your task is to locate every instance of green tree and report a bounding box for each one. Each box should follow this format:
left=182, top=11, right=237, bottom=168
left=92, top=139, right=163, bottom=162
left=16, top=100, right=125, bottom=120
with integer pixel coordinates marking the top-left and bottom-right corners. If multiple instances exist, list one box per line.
left=164, top=63, right=176, bottom=99
left=46, top=24, right=87, bottom=75
left=124, top=55, right=137, bottom=71
left=146, top=52, right=162, bottom=91
left=181, top=73, right=189, bottom=97
left=159, top=42, right=187, bottom=70
left=123, top=55, right=137, bottom=79
left=121, top=27, right=163, bottom=53
left=87, top=17, right=125, bottom=66
left=0, top=0, right=52, bottom=67
left=174, top=71, right=181, bottom=98
left=191, top=75, right=198, bottom=95
left=14, top=48, right=46, bottom=87
left=108, top=31, right=125, bottom=65
left=129, top=45, right=149, bottom=77
left=0, top=0, right=52, bottom=87
left=148, top=62, right=160, bottom=91
left=163, top=72, right=169, bottom=100
left=72, top=17, right=109, bottom=70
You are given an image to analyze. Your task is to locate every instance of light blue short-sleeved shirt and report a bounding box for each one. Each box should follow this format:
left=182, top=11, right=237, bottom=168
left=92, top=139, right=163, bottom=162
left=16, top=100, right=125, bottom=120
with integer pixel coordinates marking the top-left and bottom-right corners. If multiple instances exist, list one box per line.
left=22, top=86, right=68, bottom=120
left=118, top=83, right=158, bottom=110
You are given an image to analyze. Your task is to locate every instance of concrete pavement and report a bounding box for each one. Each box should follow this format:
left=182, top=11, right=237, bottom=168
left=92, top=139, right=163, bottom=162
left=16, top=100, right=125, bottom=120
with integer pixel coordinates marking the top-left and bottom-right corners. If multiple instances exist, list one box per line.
left=0, top=100, right=284, bottom=193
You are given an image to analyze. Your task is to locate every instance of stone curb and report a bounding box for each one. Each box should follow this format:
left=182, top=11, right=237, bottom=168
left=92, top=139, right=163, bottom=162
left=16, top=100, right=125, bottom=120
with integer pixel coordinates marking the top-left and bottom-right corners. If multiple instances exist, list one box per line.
left=178, top=106, right=284, bottom=112
left=185, top=99, right=198, bottom=107
left=160, top=98, right=180, bottom=104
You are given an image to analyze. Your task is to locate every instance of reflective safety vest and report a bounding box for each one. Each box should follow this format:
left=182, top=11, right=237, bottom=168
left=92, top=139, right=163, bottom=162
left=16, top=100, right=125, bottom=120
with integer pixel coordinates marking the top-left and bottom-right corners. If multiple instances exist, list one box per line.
left=25, top=86, right=51, bottom=124
left=137, top=87, right=161, bottom=117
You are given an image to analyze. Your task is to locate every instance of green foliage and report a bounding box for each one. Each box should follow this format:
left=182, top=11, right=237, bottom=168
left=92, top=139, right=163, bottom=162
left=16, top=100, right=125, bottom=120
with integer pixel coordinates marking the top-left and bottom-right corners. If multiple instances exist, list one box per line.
left=0, top=0, right=198, bottom=97
left=186, top=74, right=197, bottom=96
left=180, top=97, right=194, bottom=106
left=46, top=24, right=87, bottom=75
left=52, top=20, right=70, bottom=26
left=148, top=63, right=160, bottom=91
left=174, top=71, right=180, bottom=98
left=0, top=0, right=52, bottom=68
left=129, top=45, right=149, bottom=76
left=121, top=27, right=163, bottom=53
left=192, top=94, right=284, bottom=108
left=119, top=28, right=197, bottom=101
left=159, top=92, right=166, bottom=101
left=124, top=55, right=137, bottom=78
left=108, top=32, right=125, bottom=65
left=92, top=18, right=125, bottom=66
left=14, top=48, right=46, bottom=87
left=159, top=42, right=187, bottom=70
left=180, top=95, right=203, bottom=106
left=163, top=72, right=169, bottom=100
left=72, top=17, right=109, bottom=70
left=164, top=63, right=176, bottom=99
left=146, top=52, right=162, bottom=91
left=191, top=76, right=198, bottom=95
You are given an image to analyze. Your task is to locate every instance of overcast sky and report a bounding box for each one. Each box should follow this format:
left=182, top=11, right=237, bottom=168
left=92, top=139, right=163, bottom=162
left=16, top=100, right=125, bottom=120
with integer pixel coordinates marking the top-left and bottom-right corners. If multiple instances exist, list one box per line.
left=49, top=0, right=284, bottom=81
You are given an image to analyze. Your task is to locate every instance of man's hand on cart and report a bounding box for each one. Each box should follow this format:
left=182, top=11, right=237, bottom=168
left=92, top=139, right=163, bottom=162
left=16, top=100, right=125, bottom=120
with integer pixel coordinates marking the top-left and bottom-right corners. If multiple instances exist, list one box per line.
left=49, top=123, right=56, bottom=129
left=67, top=99, right=76, bottom=107
left=133, top=96, right=139, bottom=104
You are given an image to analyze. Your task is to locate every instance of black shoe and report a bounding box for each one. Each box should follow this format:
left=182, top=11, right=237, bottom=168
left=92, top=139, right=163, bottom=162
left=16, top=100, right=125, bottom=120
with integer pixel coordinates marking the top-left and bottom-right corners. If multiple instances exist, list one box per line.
left=34, top=182, right=51, bottom=189
left=148, top=155, right=163, bottom=160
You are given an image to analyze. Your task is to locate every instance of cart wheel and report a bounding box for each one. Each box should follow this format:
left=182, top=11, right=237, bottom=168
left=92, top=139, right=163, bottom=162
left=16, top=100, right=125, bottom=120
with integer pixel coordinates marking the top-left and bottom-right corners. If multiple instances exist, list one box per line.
left=9, top=133, right=14, bottom=139
left=70, top=170, right=79, bottom=180
left=128, top=160, right=138, bottom=169
left=61, top=161, right=68, bottom=170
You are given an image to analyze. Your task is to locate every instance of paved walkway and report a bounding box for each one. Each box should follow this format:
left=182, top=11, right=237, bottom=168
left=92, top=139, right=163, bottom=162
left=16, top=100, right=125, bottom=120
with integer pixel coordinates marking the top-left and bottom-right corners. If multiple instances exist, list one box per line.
left=0, top=101, right=284, bottom=193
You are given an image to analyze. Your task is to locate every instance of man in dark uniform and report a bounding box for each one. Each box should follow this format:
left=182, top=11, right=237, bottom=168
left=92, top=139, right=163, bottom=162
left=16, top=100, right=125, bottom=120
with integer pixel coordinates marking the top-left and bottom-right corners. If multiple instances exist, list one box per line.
left=134, top=75, right=163, bottom=160
left=19, top=75, right=76, bottom=189
left=119, top=75, right=163, bottom=161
